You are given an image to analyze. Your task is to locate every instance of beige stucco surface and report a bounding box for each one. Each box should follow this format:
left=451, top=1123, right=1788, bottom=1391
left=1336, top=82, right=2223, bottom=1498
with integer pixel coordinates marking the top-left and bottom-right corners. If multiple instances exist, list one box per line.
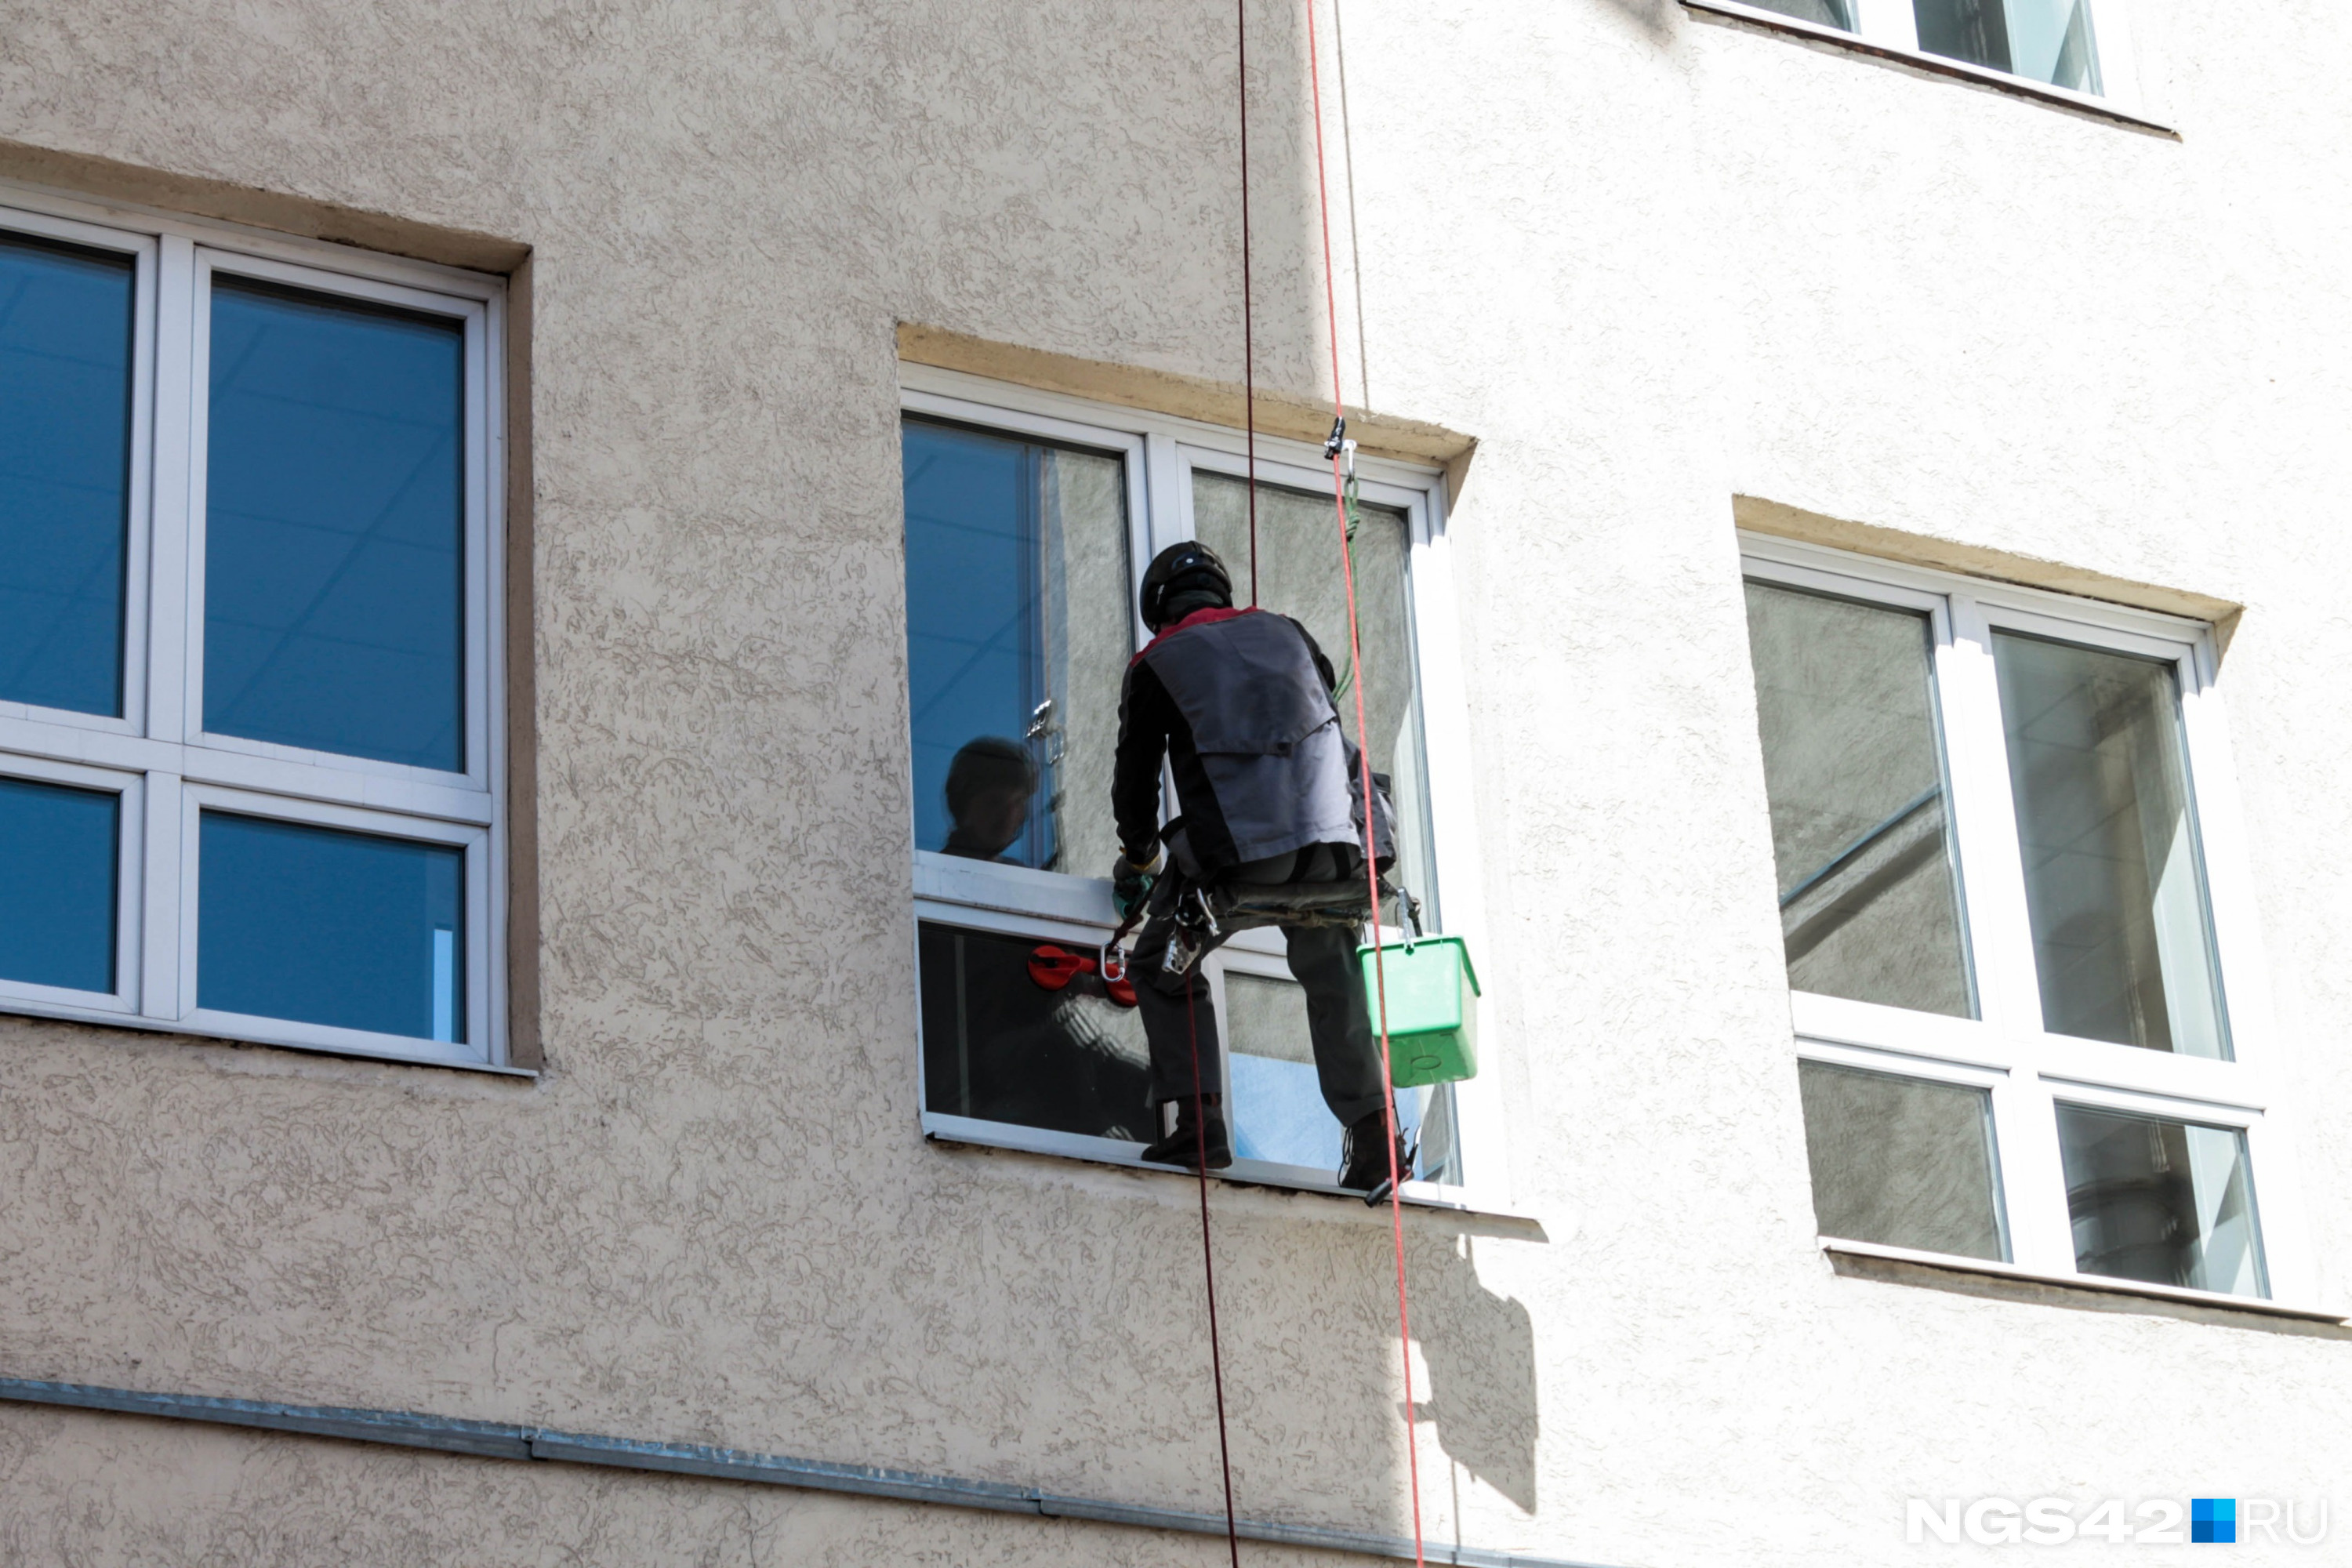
left=3, top=0, right=2350, bottom=1563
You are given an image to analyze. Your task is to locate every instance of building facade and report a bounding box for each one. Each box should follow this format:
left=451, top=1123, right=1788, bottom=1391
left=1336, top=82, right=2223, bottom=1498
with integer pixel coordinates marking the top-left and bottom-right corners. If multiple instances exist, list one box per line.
left=2, top=0, right=2347, bottom=1562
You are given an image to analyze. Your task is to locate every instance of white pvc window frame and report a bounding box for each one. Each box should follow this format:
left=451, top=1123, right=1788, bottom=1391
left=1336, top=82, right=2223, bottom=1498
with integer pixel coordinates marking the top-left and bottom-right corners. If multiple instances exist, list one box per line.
left=900, top=364, right=1504, bottom=1212
left=1684, top=0, right=2158, bottom=129
left=1745, top=534, right=2314, bottom=1307
left=0, top=184, right=510, bottom=1073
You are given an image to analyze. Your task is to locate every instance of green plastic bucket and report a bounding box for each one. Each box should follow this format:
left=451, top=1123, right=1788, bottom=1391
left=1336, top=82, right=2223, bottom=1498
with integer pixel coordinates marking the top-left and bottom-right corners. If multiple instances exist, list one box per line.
left=1358, top=935, right=1481, bottom=1088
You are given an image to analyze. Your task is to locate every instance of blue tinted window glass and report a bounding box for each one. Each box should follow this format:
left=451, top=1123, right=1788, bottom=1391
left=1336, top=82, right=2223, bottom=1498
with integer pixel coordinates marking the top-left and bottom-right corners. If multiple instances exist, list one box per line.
left=0, top=233, right=133, bottom=717
left=901, top=418, right=1131, bottom=875
left=198, top=812, right=464, bottom=1042
left=0, top=775, right=118, bottom=993
left=904, top=419, right=1049, bottom=867
left=205, top=281, right=465, bottom=770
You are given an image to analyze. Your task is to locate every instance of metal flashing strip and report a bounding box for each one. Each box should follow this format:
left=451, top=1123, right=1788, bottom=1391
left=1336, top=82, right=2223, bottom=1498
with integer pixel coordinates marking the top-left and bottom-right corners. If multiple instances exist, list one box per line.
left=1678, top=0, right=2179, bottom=136
left=1820, top=1239, right=2348, bottom=1323
left=0, top=1377, right=1618, bottom=1568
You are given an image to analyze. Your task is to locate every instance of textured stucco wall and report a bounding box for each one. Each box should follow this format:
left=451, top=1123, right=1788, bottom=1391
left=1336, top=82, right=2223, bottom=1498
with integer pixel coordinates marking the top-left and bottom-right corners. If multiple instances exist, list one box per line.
left=3, top=0, right=2351, bottom=1564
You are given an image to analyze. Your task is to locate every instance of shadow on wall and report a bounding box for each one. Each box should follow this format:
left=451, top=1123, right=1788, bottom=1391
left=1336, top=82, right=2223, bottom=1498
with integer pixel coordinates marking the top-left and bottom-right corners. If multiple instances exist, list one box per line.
left=1411, top=1232, right=1539, bottom=1514
left=1591, top=0, right=1679, bottom=43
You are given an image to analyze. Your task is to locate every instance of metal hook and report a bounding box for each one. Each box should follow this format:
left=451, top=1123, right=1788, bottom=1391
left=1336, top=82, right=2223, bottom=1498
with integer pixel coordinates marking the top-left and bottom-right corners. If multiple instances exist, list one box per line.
left=1187, top=884, right=1221, bottom=938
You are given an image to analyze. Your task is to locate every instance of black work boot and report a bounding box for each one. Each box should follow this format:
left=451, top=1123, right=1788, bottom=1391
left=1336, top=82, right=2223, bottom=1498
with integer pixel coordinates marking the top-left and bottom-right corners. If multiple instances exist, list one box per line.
left=1141, top=1094, right=1232, bottom=1171
left=1338, top=1109, right=1415, bottom=1205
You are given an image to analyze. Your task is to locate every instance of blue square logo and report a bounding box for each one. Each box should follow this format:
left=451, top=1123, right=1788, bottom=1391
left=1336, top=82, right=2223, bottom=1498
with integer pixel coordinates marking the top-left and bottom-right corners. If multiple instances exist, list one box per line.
left=2192, top=1497, right=2238, bottom=1544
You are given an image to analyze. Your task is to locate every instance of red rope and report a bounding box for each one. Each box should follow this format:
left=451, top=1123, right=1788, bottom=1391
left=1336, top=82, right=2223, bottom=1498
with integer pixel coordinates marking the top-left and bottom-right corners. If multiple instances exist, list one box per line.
left=1305, top=0, right=1427, bottom=1562
left=1185, top=982, right=1243, bottom=1566
left=1238, top=0, right=1259, bottom=607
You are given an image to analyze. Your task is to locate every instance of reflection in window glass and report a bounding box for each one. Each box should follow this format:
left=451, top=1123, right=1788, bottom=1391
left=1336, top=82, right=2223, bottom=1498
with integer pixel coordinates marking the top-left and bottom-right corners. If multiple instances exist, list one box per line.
left=2056, top=1105, right=2263, bottom=1297
left=1222, top=970, right=1454, bottom=1182
left=1191, top=474, right=1436, bottom=915
left=1914, top=0, right=2101, bottom=93
left=918, top=922, right=1152, bottom=1141
left=901, top=419, right=1129, bottom=874
left=198, top=812, right=464, bottom=1040
left=1748, top=0, right=1855, bottom=29
left=1994, top=633, right=2226, bottom=1056
left=0, top=775, right=118, bottom=994
left=0, top=233, right=134, bottom=718
left=1743, top=583, right=1971, bottom=1016
left=1798, top=1062, right=2005, bottom=1259
left=205, top=281, right=465, bottom=771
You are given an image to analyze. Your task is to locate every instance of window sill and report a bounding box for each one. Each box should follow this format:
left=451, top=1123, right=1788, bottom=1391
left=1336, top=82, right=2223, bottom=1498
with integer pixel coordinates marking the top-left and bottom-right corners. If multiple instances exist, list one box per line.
left=0, top=996, right=534, bottom=1077
left=924, top=1112, right=1538, bottom=1225
left=1822, top=1238, right=2345, bottom=1326
left=1680, top=0, right=2178, bottom=137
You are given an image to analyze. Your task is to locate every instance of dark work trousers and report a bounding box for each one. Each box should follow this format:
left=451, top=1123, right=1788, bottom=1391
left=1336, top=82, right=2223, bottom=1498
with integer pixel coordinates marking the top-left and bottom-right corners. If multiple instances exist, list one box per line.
left=1131, top=848, right=1388, bottom=1130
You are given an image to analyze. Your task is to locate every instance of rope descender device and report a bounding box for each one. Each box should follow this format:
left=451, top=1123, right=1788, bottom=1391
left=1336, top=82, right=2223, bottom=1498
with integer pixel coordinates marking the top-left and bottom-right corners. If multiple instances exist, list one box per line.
left=1162, top=884, right=1223, bottom=977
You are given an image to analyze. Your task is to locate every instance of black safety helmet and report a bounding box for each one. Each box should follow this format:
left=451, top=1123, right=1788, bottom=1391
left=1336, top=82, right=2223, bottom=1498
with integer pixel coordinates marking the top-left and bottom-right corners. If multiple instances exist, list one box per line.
left=1139, top=540, right=1234, bottom=631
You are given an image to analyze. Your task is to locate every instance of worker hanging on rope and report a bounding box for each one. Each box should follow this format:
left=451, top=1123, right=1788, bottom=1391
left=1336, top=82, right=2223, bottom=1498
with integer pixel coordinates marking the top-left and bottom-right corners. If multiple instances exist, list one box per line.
left=1109, top=539, right=1417, bottom=1200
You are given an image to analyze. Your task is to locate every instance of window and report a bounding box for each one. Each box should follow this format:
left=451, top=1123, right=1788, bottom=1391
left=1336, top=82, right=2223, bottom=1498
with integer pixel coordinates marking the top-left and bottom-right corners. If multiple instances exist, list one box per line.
left=0, top=194, right=506, bottom=1069
left=1743, top=537, right=2296, bottom=1303
left=899, top=370, right=1490, bottom=1205
left=1711, top=0, right=2136, bottom=105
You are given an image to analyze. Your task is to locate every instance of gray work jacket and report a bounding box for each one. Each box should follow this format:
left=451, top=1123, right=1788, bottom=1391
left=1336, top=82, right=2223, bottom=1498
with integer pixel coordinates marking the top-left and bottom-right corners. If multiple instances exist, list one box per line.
left=1121, top=608, right=1396, bottom=879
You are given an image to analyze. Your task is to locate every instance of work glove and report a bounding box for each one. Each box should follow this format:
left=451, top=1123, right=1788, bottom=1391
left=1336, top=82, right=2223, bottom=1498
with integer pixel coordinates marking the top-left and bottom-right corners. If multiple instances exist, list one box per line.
left=1112, top=851, right=1160, bottom=920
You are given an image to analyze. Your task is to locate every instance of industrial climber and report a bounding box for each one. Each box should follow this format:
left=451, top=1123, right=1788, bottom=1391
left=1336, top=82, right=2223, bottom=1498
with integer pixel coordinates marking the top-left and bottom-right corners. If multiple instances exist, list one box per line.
left=1110, top=539, right=1414, bottom=1198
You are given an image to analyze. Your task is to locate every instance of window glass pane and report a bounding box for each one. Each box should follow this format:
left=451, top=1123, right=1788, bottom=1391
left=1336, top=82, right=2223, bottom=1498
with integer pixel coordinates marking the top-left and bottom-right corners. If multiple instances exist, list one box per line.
left=198, top=812, right=464, bottom=1041
left=1914, top=0, right=2101, bottom=93
left=1223, top=969, right=1452, bottom=1182
left=0, top=775, right=118, bottom=993
left=918, top=921, right=1151, bottom=1140
left=1798, top=1062, right=2004, bottom=1259
left=1747, top=0, right=1855, bottom=29
left=1994, top=633, right=2226, bottom=1056
left=1191, top=474, right=1437, bottom=914
left=1742, top=582, right=1971, bottom=1016
left=2056, top=1104, right=2264, bottom=1297
left=901, top=419, right=1129, bottom=873
left=0, top=233, right=133, bottom=717
left=205, top=280, right=465, bottom=771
